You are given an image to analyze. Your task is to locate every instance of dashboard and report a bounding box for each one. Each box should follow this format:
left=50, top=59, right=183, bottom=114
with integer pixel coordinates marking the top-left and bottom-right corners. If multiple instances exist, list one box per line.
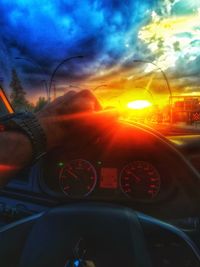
left=37, top=119, right=178, bottom=210
left=41, top=155, right=172, bottom=204
left=1, top=120, right=200, bottom=224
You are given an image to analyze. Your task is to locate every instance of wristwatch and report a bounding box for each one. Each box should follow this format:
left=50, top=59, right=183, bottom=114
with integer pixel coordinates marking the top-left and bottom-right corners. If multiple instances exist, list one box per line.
left=0, top=112, right=47, bottom=163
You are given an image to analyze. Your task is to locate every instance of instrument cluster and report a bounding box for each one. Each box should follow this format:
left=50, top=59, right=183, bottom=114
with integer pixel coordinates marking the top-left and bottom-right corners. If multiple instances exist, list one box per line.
left=41, top=158, right=169, bottom=203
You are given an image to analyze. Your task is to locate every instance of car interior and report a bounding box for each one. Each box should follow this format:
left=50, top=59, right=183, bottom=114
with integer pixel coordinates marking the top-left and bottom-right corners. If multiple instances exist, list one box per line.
left=1, top=87, right=200, bottom=266
left=1, top=1, right=200, bottom=267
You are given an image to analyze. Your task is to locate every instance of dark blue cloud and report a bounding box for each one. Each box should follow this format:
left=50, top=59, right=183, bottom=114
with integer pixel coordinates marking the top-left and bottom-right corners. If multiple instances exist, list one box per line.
left=0, top=0, right=155, bottom=93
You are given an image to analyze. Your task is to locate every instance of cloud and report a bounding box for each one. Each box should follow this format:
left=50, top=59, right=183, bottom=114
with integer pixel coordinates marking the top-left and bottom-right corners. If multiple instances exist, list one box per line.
left=1, top=0, right=199, bottom=99
left=0, top=0, right=154, bottom=92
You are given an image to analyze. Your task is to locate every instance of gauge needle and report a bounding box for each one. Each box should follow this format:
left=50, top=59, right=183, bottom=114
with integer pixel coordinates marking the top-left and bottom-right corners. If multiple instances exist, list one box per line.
left=132, top=173, right=141, bottom=183
left=66, top=169, right=78, bottom=179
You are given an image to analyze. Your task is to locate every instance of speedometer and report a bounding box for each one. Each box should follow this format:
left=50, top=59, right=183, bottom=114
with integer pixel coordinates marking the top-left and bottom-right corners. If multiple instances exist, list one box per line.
left=120, top=161, right=161, bottom=200
left=59, top=159, right=97, bottom=198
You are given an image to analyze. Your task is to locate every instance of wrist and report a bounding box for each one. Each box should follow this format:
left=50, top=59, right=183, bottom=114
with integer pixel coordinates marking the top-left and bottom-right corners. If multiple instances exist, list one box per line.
left=36, top=114, right=60, bottom=151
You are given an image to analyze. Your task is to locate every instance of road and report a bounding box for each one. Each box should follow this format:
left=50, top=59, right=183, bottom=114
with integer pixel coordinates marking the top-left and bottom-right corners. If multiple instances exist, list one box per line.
left=152, top=122, right=200, bottom=136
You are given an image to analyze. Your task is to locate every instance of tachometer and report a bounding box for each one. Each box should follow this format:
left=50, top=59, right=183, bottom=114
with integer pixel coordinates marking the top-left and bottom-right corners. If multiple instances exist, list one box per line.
left=120, top=161, right=161, bottom=200
left=59, top=159, right=97, bottom=198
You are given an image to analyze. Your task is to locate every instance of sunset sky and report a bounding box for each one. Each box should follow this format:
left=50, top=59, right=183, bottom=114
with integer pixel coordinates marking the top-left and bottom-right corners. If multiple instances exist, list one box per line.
left=0, top=0, right=200, bottom=106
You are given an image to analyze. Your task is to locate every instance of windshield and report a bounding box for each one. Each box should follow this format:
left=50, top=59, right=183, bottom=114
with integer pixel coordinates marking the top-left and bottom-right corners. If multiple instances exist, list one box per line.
left=1, top=0, right=200, bottom=133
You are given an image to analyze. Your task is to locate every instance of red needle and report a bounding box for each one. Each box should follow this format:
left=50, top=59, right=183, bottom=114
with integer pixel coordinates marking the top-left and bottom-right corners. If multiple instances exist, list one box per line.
left=66, top=168, right=78, bottom=179
left=132, top=173, right=141, bottom=183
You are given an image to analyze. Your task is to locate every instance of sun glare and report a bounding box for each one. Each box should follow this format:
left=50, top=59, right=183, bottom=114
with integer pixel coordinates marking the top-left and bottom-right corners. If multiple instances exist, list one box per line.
left=127, top=100, right=152, bottom=110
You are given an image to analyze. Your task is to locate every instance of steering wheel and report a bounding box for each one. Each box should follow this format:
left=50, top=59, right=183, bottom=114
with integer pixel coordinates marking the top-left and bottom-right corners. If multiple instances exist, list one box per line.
left=0, top=203, right=200, bottom=267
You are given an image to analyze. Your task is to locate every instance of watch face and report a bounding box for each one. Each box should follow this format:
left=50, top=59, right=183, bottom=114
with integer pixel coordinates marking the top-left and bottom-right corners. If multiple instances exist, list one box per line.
left=0, top=88, right=14, bottom=117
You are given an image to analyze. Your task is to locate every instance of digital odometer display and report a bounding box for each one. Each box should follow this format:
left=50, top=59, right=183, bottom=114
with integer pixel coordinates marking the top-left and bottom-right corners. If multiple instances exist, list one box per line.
left=100, top=168, right=118, bottom=189
left=120, top=161, right=161, bottom=200
left=59, top=159, right=97, bottom=198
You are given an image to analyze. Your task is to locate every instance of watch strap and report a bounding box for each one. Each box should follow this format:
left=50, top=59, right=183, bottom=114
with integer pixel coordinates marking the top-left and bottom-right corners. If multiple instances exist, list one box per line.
left=0, top=112, right=47, bottom=163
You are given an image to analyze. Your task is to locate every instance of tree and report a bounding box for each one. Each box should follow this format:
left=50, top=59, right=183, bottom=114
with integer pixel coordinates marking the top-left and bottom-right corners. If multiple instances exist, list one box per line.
left=10, top=69, right=29, bottom=111
left=26, top=102, right=35, bottom=112
left=34, top=97, right=48, bottom=112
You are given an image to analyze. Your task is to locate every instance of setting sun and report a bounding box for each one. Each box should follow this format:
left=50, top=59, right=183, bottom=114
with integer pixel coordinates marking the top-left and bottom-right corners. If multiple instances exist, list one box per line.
left=127, top=100, right=152, bottom=110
